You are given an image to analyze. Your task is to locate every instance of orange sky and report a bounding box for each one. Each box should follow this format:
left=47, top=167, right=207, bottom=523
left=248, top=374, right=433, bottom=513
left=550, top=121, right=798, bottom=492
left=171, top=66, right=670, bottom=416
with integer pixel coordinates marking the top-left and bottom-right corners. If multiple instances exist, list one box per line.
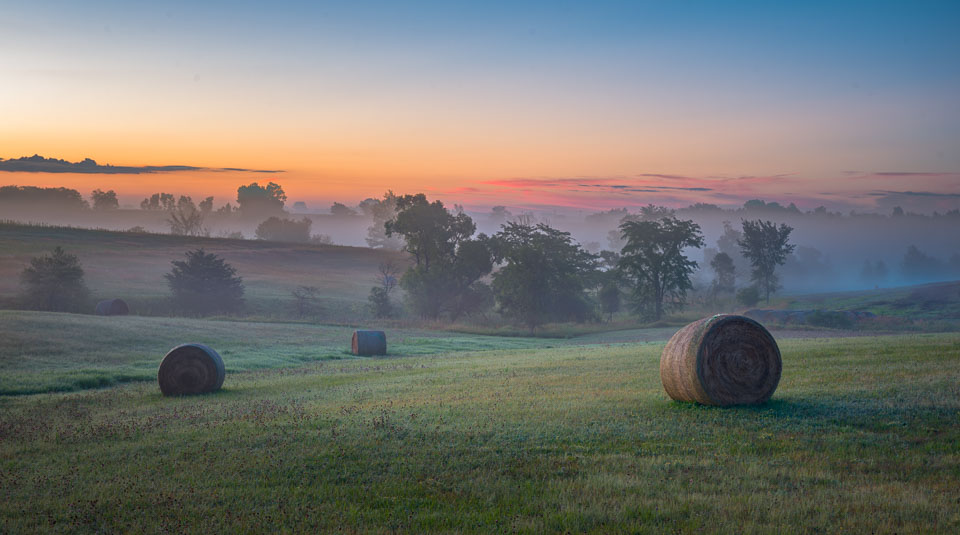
left=2, top=2, right=959, bottom=213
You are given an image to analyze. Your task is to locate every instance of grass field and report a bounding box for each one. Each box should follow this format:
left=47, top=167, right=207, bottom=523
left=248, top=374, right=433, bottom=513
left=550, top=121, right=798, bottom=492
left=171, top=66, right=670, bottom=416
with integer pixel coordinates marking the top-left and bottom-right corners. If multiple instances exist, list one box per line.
left=0, top=311, right=573, bottom=395
left=0, top=222, right=406, bottom=319
left=782, top=281, right=960, bottom=320
left=1, top=313, right=957, bottom=533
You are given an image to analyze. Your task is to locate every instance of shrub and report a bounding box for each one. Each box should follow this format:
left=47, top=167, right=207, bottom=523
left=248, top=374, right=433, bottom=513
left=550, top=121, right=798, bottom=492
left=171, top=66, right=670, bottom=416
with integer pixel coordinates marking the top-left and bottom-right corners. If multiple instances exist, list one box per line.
left=368, top=287, right=394, bottom=318
left=20, top=246, right=89, bottom=312
left=165, top=249, right=244, bottom=314
left=255, top=217, right=312, bottom=242
left=736, top=286, right=761, bottom=307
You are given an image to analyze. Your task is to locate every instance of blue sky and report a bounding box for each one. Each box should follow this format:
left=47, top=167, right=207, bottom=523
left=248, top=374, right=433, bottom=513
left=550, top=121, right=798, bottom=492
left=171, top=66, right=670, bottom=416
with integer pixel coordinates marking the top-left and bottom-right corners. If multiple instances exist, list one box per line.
left=2, top=1, right=958, bottom=211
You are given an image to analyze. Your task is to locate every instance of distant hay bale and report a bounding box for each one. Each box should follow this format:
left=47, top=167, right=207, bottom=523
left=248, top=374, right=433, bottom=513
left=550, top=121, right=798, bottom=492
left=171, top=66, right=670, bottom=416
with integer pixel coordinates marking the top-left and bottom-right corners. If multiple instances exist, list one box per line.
left=94, top=298, right=129, bottom=316
left=660, top=314, right=781, bottom=406
left=352, top=330, right=387, bottom=356
left=157, top=343, right=225, bottom=396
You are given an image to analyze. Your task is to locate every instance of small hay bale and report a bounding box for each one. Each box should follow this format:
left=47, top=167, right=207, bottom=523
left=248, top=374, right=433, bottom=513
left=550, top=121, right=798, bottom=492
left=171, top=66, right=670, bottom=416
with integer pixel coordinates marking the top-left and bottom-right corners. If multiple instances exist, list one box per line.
left=95, top=298, right=130, bottom=316
left=660, top=314, right=781, bottom=406
left=157, top=343, right=225, bottom=396
left=351, top=330, right=386, bottom=356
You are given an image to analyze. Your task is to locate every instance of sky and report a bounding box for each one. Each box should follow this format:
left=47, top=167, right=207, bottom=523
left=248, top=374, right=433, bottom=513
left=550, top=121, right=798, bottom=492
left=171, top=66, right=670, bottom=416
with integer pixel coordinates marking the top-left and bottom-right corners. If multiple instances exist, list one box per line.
left=2, top=0, right=959, bottom=213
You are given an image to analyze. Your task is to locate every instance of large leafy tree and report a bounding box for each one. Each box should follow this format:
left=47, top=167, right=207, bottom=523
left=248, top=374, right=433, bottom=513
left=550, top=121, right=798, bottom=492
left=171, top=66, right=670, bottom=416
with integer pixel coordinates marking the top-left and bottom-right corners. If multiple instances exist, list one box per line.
left=489, top=222, right=599, bottom=330
left=236, top=182, right=286, bottom=217
left=386, top=194, right=475, bottom=270
left=20, top=246, right=89, bottom=312
left=165, top=249, right=245, bottom=314
left=737, top=219, right=796, bottom=303
left=617, top=217, right=704, bottom=321
left=385, top=194, right=493, bottom=319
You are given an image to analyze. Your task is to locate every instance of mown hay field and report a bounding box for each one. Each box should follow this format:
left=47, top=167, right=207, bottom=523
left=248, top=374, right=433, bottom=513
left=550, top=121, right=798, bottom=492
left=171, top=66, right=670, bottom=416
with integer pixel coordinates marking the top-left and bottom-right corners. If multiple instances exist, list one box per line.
left=0, top=222, right=406, bottom=318
left=1, top=326, right=957, bottom=533
left=0, top=311, right=563, bottom=395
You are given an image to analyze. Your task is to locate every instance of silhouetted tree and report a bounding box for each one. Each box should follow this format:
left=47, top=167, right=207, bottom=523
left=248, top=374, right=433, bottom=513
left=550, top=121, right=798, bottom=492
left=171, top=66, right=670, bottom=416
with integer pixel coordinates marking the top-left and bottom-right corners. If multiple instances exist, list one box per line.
left=0, top=185, right=88, bottom=210
left=736, top=286, right=760, bottom=307
left=368, top=261, right=401, bottom=318
left=710, top=252, right=736, bottom=295
left=386, top=194, right=492, bottom=319
left=738, top=219, right=795, bottom=303
left=716, top=220, right=750, bottom=277
left=254, top=217, right=312, bottom=242
left=617, top=217, right=704, bottom=321
left=237, top=181, right=286, bottom=217
left=606, top=204, right=675, bottom=250
left=199, top=196, right=214, bottom=215
left=490, top=222, right=599, bottom=330
left=598, top=280, right=621, bottom=322
left=368, top=287, right=394, bottom=318
left=386, top=194, right=476, bottom=272
left=377, top=261, right=401, bottom=294
left=90, top=189, right=119, bottom=210
left=216, top=202, right=236, bottom=214
left=165, top=249, right=244, bottom=314
left=20, top=246, right=89, bottom=312
left=489, top=205, right=512, bottom=225
left=901, top=245, right=945, bottom=281
left=330, top=202, right=357, bottom=216
left=365, top=191, right=404, bottom=250
left=166, top=196, right=207, bottom=236
left=140, top=192, right=175, bottom=211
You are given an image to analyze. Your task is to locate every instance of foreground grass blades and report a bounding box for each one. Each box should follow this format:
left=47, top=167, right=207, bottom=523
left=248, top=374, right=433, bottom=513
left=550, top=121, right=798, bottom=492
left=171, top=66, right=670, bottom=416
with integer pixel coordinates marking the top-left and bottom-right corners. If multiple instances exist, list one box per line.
left=1, top=333, right=958, bottom=533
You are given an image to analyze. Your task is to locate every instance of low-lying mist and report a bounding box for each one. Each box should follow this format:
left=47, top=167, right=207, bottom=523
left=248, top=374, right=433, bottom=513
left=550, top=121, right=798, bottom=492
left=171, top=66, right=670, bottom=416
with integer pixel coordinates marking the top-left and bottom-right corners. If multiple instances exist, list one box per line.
left=3, top=190, right=958, bottom=297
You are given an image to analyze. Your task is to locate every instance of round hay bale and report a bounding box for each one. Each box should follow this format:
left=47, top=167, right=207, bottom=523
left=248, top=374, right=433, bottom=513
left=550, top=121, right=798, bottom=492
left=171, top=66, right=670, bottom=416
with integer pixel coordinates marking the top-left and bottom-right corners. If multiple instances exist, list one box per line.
left=660, top=314, right=781, bottom=406
left=351, top=330, right=386, bottom=356
left=157, top=343, right=225, bottom=396
left=95, top=298, right=130, bottom=316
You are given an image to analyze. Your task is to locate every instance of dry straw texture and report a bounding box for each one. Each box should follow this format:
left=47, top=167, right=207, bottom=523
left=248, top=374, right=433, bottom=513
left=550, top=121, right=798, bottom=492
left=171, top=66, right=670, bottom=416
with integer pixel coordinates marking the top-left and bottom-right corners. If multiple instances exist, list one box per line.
left=352, top=330, right=387, bottom=356
left=660, top=314, right=781, bottom=406
left=94, top=298, right=129, bottom=316
left=157, top=343, right=225, bottom=396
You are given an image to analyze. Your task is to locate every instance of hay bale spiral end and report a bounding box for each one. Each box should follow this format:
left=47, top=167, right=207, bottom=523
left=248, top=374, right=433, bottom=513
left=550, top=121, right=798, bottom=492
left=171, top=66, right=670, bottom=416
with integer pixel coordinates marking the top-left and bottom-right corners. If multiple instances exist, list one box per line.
left=660, top=314, right=781, bottom=406
left=157, top=343, right=225, bottom=396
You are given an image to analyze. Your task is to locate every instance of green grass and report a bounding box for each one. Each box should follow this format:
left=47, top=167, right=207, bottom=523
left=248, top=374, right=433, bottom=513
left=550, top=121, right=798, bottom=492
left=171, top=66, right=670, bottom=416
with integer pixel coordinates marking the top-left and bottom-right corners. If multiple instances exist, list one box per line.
left=0, top=310, right=567, bottom=395
left=781, top=281, right=960, bottom=320
left=1, top=325, right=957, bottom=533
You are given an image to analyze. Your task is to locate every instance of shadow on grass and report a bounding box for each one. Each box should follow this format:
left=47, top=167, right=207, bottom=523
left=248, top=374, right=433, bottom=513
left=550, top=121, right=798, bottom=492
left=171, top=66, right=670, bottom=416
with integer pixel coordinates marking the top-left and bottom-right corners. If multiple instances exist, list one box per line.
left=665, top=394, right=954, bottom=432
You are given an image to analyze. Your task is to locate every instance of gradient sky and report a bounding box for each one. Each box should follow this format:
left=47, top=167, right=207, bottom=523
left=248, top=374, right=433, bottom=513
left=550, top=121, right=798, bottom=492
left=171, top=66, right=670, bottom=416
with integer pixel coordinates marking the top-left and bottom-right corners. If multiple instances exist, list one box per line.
left=2, top=1, right=959, bottom=212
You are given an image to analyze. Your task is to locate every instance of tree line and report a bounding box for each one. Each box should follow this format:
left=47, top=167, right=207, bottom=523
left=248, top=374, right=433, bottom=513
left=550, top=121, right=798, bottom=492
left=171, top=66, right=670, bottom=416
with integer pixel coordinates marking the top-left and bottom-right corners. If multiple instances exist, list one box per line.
left=363, top=193, right=801, bottom=330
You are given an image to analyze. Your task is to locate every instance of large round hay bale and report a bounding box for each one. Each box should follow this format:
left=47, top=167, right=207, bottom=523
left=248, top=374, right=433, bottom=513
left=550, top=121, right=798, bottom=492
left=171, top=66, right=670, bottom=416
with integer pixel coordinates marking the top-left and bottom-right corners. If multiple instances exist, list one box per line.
left=351, top=330, right=386, bottom=356
left=157, top=343, right=225, bottom=396
left=95, top=298, right=129, bottom=316
left=660, top=314, right=781, bottom=406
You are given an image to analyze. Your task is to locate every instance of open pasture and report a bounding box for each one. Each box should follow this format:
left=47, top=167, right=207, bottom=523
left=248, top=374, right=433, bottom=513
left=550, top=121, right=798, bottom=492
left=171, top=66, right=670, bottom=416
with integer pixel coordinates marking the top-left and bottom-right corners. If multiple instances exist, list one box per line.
left=0, top=222, right=406, bottom=318
left=0, top=311, right=565, bottom=395
left=1, top=329, right=958, bottom=533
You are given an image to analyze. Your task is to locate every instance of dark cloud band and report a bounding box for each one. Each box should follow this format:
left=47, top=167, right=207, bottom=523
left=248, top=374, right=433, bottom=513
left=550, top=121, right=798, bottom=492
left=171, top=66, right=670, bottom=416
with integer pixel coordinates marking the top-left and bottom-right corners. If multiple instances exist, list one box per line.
left=0, top=155, right=283, bottom=174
